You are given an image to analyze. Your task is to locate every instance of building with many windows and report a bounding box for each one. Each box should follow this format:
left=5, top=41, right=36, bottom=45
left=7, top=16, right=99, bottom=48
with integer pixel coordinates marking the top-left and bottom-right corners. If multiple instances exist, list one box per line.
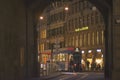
left=37, top=0, right=105, bottom=71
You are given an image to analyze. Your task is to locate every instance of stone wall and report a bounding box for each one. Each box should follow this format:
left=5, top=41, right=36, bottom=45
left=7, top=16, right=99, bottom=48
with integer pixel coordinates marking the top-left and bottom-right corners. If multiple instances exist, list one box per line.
left=0, top=0, right=35, bottom=80
left=0, top=0, right=120, bottom=80
left=112, top=0, right=120, bottom=80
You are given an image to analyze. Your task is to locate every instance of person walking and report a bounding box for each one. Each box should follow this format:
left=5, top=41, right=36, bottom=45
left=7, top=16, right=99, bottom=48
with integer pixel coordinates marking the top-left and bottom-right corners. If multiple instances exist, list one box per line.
left=86, top=60, right=90, bottom=71
left=96, top=64, right=101, bottom=71
left=69, top=59, right=74, bottom=72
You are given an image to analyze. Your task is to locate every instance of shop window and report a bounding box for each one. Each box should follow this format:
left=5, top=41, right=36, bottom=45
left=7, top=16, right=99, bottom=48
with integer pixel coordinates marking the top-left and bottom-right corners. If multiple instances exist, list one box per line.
left=41, top=29, right=46, bottom=38
left=40, top=44, right=44, bottom=52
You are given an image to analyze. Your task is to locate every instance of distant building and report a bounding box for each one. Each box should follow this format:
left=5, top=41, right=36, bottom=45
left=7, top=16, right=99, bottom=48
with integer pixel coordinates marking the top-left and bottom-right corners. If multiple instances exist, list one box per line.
left=38, top=0, right=105, bottom=71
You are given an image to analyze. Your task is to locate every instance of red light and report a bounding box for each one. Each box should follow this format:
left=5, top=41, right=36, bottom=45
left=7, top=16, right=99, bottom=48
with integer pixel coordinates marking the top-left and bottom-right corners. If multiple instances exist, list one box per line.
left=74, top=64, right=76, bottom=67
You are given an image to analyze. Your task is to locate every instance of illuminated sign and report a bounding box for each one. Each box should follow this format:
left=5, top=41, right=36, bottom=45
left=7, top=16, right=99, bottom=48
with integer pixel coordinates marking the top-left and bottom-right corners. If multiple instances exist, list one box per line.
left=75, top=26, right=88, bottom=32
left=75, top=47, right=80, bottom=52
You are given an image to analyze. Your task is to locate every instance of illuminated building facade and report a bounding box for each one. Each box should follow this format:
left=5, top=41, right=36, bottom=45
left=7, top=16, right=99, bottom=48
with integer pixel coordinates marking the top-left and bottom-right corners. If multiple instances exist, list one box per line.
left=38, top=0, right=105, bottom=71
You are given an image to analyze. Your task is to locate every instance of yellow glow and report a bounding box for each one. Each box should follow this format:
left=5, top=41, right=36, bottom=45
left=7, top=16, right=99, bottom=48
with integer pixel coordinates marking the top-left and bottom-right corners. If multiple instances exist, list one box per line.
left=88, top=50, right=92, bottom=53
left=41, top=29, right=46, bottom=38
left=40, top=44, right=44, bottom=52
left=75, top=26, right=88, bottom=32
left=87, top=59, right=92, bottom=64
left=40, top=16, right=43, bottom=20
left=96, top=59, right=102, bottom=64
left=38, top=56, right=40, bottom=62
left=81, top=50, right=84, bottom=54
left=65, top=7, right=69, bottom=11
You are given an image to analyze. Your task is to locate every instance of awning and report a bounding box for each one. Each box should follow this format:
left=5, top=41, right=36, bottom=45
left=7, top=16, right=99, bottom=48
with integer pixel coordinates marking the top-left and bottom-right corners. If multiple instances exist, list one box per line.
left=42, top=47, right=74, bottom=54
left=53, top=47, right=74, bottom=54
left=59, top=50, right=74, bottom=54
left=40, top=50, right=51, bottom=55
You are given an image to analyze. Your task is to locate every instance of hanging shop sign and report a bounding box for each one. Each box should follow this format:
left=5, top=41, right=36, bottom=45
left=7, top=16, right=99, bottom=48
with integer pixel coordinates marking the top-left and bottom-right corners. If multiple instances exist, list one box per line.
left=75, top=26, right=88, bottom=32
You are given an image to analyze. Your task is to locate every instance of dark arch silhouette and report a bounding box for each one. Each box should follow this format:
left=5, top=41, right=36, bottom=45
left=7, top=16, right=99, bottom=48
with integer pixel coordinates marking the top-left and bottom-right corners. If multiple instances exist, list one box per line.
left=25, top=0, right=113, bottom=79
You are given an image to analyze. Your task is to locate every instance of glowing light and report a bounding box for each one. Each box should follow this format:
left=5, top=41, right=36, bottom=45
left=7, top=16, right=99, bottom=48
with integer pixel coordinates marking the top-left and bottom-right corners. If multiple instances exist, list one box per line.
left=75, top=26, right=88, bottom=32
left=40, top=16, right=43, bottom=20
left=96, top=59, right=102, bottom=64
left=38, top=56, right=40, bottom=62
left=81, top=59, right=84, bottom=63
left=81, top=50, right=84, bottom=54
left=88, top=50, right=92, bottom=53
left=102, top=54, right=103, bottom=58
left=41, top=64, right=43, bottom=68
left=74, top=64, right=76, bottom=67
left=97, top=49, right=101, bottom=52
left=65, top=7, right=69, bottom=11
left=92, top=6, right=97, bottom=11
left=75, top=47, right=79, bottom=52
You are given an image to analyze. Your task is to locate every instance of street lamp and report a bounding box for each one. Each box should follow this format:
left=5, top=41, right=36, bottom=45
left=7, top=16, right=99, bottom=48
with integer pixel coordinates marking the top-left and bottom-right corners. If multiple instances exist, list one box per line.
left=39, top=16, right=43, bottom=76
left=64, top=6, right=70, bottom=71
left=40, top=16, right=43, bottom=20
left=39, top=16, right=43, bottom=56
left=65, top=6, right=69, bottom=11
left=64, top=6, right=69, bottom=47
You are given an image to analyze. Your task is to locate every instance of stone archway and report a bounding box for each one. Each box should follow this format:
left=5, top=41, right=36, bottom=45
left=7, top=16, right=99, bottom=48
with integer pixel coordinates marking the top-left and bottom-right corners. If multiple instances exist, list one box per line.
left=27, top=0, right=113, bottom=79
left=87, top=0, right=113, bottom=80
left=2, top=0, right=120, bottom=80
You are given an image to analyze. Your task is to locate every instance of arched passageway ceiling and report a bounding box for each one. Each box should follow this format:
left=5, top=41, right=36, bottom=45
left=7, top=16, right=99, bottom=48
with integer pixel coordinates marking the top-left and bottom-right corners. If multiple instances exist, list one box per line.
left=89, top=0, right=112, bottom=22
left=26, top=0, right=112, bottom=11
left=26, top=0, right=112, bottom=21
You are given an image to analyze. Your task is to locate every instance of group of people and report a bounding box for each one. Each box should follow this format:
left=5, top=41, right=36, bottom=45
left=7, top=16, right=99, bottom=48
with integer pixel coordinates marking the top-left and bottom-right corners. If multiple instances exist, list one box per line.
left=69, top=60, right=103, bottom=72
left=85, top=60, right=102, bottom=71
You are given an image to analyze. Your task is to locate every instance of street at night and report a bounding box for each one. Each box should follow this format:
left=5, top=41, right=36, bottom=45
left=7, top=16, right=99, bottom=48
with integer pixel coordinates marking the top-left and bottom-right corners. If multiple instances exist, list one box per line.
left=47, top=72, right=104, bottom=80
left=1, top=0, right=120, bottom=80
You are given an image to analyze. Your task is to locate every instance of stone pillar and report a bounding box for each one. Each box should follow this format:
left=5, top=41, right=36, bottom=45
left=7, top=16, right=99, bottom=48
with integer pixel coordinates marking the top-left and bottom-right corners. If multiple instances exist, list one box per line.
left=84, top=50, right=89, bottom=71
left=0, top=0, right=40, bottom=79
left=0, top=0, right=26, bottom=80
left=112, top=0, right=120, bottom=79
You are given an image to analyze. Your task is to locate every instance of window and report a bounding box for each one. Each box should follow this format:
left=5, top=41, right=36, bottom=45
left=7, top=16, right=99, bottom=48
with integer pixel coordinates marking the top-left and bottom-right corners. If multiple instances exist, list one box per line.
left=80, top=34, right=83, bottom=47
left=92, top=32, right=95, bottom=45
left=88, top=33, right=90, bottom=46
left=91, top=13, right=94, bottom=25
left=84, top=34, right=86, bottom=46
left=80, top=1, right=83, bottom=10
left=40, top=43, right=44, bottom=52
left=74, top=2, right=78, bottom=13
left=102, top=30, right=104, bottom=44
left=75, top=18, right=77, bottom=28
left=83, top=16, right=85, bottom=26
left=79, top=17, right=82, bottom=27
left=41, top=29, right=46, bottom=38
left=76, top=35, right=79, bottom=47
left=97, top=31, right=99, bottom=45
left=86, top=15, right=89, bottom=26
left=72, top=36, right=75, bottom=46
left=100, top=15, right=104, bottom=23
left=83, top=0, right=88, bottom=9
left=68, top=37, right=70, bottom=47
left=65, top=37, right=68, bottom=47
left=95, top=12, right=99, bottom=24
left=99, top=31, right=102, bottom=45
